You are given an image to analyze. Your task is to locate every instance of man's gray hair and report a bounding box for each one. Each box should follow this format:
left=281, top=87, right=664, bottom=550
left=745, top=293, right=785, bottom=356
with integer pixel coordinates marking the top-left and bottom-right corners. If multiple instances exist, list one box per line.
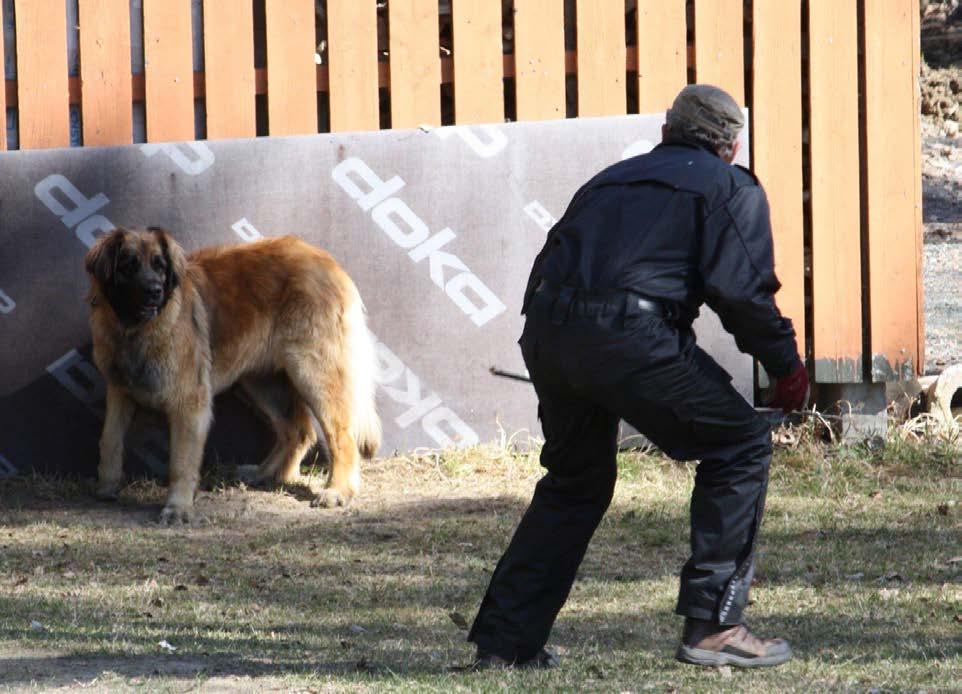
left=664, top=84, right=744, bottom=160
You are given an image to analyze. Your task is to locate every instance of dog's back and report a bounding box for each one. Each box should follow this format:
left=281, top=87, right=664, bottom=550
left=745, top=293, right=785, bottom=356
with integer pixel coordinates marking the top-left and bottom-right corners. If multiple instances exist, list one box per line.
left=190, top=235, right=381, bottom=457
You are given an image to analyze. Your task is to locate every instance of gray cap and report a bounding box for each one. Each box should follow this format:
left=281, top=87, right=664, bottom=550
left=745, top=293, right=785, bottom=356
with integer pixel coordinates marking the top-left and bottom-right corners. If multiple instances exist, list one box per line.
left=666, top=84, right=744, bottom=144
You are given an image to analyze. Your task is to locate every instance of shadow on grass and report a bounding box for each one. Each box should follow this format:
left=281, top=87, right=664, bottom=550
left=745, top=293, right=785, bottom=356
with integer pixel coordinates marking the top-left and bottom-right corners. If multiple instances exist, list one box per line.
left=0, top=604, right=956, bottom=688
left=0, top=494, right=957, bottom=592
left=0, top=650, right=364, bottom=687
left=0, top=469, right=957, bottom=687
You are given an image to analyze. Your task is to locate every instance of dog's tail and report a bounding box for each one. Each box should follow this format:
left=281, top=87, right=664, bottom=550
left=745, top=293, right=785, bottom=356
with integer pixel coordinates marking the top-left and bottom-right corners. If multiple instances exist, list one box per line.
left=343, top=289, right=382, bottom=459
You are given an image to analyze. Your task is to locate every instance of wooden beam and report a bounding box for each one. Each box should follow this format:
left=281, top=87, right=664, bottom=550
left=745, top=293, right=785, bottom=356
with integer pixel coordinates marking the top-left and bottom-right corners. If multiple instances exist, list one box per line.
left=636, top=0, right=687, bottom=113
left=388, top=0, right=441, bottom=128
left=16, top=0, right=70, bottom=148
left=143, top=0, right=195, bottom=142
left=575, top=0, right=626, bottom=117
left=451, top=0, right=504, bottom=124
left=328, top=0, right=380, bottom=131
left=808, top=0, right=863, bottom=382
left=203, top=0, right=256, bottom=139
left=751, top=0, right=805, bottom=358
left=514, top=0, right=565, bottom=121
left=863, top=0, right=923, bottom=380
left=693, top=0, right=745, bottom=105
left=79, top=0, right=134, bottom=146
left=264, top=0, right=317, bottom=136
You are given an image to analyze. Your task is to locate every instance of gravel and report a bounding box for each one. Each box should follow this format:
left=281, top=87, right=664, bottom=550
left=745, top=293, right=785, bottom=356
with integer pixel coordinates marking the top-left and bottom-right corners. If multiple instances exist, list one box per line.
left=923, top=242, right=962, bottom=374
left=922, top=63, right=962, bottom=373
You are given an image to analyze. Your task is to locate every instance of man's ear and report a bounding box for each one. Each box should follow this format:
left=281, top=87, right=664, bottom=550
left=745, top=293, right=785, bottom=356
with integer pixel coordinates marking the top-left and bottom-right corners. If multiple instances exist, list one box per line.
left=727, top=139, right=742, bottom=165
left=84, top=229, right=126, bottom=285
left=149, top=226, right=187, bottom=292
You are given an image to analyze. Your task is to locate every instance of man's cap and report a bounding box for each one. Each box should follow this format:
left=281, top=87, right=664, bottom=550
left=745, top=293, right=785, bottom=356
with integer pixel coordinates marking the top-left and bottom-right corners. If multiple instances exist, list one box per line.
left=666, top=84, right=744, bottom=144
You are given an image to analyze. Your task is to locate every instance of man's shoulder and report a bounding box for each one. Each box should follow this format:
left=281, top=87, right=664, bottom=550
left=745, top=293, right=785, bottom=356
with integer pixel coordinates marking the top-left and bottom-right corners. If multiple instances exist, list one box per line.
left=592, top=144, right=722, bottom=191
left=731, top=164, right=761, bottom=188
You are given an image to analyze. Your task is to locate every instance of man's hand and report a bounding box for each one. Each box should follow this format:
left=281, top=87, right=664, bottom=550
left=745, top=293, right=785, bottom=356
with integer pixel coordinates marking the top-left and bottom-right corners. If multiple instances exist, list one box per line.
left=768, top=361, right=810, bottom=413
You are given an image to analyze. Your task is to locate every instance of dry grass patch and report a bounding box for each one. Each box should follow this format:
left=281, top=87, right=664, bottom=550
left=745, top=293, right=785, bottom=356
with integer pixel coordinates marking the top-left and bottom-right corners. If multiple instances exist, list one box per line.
left=0, top=436, right=959, bottom=692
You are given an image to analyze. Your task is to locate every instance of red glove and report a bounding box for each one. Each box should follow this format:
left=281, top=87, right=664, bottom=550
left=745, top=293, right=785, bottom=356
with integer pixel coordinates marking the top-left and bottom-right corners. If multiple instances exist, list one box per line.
left=768, top=361, right=810, bottom=413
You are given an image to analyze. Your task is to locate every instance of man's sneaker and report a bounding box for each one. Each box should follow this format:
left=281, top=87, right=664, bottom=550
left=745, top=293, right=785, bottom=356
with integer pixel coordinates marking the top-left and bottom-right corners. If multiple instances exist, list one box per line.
left=472, top=647, right=560, bottom=670
left=676, top=620, right=792, bottom=668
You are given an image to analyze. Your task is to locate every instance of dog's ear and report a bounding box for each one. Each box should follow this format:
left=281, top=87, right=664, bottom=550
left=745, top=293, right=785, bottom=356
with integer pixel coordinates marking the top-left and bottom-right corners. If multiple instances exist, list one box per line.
left=149, top=226, right=187, bottom=292
left=84, top=229, right=126, bottom=285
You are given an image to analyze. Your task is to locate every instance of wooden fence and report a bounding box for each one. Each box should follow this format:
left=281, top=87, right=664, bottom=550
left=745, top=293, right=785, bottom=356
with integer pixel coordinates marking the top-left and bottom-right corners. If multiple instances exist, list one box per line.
left=0, top=0, right=923, bottom=383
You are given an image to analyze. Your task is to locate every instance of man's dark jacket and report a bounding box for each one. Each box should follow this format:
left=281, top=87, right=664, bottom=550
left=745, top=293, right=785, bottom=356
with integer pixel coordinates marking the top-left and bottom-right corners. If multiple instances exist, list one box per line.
left=523, top=140, right=799, bottom=378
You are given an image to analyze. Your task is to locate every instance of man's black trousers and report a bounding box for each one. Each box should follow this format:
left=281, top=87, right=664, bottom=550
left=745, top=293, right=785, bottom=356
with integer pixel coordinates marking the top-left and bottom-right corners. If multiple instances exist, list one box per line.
left=468, top=288, right=774, bottom=663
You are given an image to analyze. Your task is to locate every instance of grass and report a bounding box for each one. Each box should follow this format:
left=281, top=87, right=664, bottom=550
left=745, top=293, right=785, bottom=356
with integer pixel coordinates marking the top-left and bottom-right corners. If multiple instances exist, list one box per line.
left=0, top=431, right=959, bottom=693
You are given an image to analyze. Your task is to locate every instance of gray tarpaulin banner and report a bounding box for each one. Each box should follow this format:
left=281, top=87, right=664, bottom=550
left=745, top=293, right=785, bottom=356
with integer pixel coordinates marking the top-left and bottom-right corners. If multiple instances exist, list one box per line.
left=0, top=113, right=752, bottom=479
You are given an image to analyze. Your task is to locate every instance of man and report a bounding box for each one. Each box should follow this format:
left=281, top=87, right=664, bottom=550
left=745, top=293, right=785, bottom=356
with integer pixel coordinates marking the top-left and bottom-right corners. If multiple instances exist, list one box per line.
left=467, top=84, right=810, bottom=670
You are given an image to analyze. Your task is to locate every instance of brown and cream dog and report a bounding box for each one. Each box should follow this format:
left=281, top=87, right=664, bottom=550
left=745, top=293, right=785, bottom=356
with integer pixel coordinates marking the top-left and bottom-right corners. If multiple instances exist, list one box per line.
left=84, top=227, right=381, bottom=524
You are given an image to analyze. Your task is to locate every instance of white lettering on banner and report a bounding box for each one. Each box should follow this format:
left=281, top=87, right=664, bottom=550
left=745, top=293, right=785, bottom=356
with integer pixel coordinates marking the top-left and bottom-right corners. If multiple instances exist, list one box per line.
left=140, top=142, right=216, bottom=176
left=371, top=197, right=430, bottom=247
left=373, top=339, right=479, bottom=449
left=231, top=217, right=263, bottom=242
left=47, top=349, right=106, bottom=409
left=523, top=201, right=557, bottom=233
left=0, top=289, right=15, bottom=314
left=332, top=157, right=506, bottom=327
left=34, top=174, right=116, bottom=249
left=46, top=350, right=168, bottom=473
left=435, top=124, right=508, bottom=159
left=0, top=454, right=18, bottom=478
left=622, top=139, right=655, bottom=160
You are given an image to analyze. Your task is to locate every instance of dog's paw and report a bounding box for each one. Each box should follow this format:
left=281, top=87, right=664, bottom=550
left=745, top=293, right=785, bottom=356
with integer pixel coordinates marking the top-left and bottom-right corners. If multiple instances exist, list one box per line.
left=310, top=488, right=352, bottom=509
left=95, top=480, right=122, bottom=501
left=158, top=505, right=192, bottom=526
left=234, top=464, right=267, bottom=486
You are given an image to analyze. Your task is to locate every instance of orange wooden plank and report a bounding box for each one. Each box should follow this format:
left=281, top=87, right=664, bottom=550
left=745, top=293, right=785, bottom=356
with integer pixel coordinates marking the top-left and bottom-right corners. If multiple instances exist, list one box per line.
left=751, top=0, right=805, bottom=358
left=693, top=0, right=744, bottom=105
left=451, top=0, right=504, bottom=124
left=808, top=0, right=862, bottom=382
left=636, top=0, right=687, bottom=113
left=575, top=0, right=626, bottom=117
left=79, top=0, right=133, bottom=146
left=388, top=0, right=441, bottom=128
left=863, top=0, right=923, bottom=381
left=143, top=0, right=194, bottom=142
left=15, top=0, right=70, bottom=148
left=328, top=0, right=379, bottom=132
left=513, top=0, right=565, bottom=121
left=202, top=0, right=255, bottom=139
left=264, top=0, right=317, bottom=135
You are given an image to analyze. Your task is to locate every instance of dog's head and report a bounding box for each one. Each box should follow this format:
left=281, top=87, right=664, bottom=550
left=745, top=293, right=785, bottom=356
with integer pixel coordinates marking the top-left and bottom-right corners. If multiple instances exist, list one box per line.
left=84, top=227, right=187, bottom=327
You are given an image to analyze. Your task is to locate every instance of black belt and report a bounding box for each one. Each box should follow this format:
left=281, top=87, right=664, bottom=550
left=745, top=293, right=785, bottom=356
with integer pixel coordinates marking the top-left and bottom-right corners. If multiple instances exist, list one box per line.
left=533, top=280, right=668, bottom=326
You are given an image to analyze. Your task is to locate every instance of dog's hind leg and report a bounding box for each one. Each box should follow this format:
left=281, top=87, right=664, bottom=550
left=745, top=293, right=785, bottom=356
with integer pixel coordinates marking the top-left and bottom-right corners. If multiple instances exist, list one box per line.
left=237, top=374, right=317, bottom=485
left=272, top=396, right=318, bottom=483
left=97, top=385, right=136, bottom=500
left=283, top=355, right=360, bottom=508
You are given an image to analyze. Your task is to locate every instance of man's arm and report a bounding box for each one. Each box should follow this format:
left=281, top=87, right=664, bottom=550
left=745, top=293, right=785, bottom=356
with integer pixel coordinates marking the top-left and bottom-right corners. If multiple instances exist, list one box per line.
left=699, top=183, right=801, bottom=378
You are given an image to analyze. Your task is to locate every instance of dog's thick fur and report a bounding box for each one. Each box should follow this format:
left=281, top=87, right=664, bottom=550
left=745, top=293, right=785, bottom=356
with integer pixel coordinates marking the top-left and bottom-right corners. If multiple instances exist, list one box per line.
left=85, top=228, right=381, bottom=524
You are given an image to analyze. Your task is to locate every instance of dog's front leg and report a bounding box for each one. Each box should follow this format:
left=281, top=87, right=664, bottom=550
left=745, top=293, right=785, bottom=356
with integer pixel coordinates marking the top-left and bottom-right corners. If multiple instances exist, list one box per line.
left=97, top=386, right=136, bottom=500
left=160, top=403, right=212, bottom=525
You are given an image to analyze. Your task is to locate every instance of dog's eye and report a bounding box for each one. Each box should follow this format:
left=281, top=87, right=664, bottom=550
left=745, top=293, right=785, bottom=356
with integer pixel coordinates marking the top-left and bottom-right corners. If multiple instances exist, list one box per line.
left=151, top=255, right=166, bottom=271
left=118, top=254, right=138, bottom=274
